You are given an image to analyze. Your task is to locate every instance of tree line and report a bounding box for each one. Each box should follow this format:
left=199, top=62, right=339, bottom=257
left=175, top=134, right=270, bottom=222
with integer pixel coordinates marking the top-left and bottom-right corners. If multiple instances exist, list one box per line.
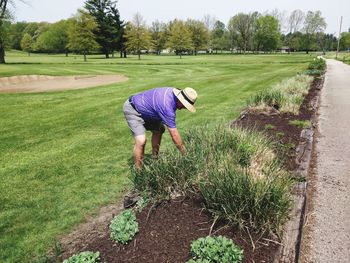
left=1, top=0, right=350, bottom=63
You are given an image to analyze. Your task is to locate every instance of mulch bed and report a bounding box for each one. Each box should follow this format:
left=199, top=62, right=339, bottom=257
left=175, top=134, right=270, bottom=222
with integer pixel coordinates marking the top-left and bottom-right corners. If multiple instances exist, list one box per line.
left=60, top=76, right=323, bottom=263
left=69, top=194, right=278, bottom=263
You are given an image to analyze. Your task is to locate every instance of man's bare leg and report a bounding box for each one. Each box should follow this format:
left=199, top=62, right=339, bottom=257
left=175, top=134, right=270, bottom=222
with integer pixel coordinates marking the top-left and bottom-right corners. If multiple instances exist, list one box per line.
left=151, top=131, right=162, bottom=157
left=134, top=134, right=146, bottom=170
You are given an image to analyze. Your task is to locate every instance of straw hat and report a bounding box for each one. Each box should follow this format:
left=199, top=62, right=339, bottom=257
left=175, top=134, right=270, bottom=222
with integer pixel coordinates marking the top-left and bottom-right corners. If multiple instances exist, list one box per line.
left=173, top=87, right=198, bottom=113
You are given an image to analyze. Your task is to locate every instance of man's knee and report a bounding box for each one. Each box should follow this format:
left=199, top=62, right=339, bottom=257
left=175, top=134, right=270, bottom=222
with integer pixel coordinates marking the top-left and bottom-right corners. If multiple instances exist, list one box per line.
left=134, top=135, right=147, bottom=147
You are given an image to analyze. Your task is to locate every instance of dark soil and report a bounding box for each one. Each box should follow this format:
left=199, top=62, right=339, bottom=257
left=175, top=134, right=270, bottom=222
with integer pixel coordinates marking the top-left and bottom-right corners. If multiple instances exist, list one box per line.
left=60, top=76, right=323, bottom=263
left=62, top=194, right=278, bottom=263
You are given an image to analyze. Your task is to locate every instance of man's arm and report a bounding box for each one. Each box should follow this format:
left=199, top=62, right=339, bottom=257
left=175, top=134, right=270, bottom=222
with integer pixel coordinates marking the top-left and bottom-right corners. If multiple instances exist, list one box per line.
left=168, top=127, right=186, bottom=154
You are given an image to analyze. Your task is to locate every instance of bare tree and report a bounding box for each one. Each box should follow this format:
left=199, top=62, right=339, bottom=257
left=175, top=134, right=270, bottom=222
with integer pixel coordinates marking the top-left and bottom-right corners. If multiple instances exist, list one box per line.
left=303, top=10, right=326, bottom=34
left=268, top=8, right=287, bottom=33
left=202, top=14, right=217, bottom=31
left=288, top=9, right=305, bottom=33
left=229, top=12, right=256, bottom=54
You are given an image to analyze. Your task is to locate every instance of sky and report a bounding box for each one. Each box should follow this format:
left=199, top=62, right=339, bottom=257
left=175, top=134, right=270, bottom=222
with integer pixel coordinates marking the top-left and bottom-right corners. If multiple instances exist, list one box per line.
left=13, top=0, right=350, bottom=35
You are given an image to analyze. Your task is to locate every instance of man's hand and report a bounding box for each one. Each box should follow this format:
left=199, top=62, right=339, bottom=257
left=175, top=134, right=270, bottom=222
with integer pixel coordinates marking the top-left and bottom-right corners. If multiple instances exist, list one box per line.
left=168, top=127, right=186, bottom=154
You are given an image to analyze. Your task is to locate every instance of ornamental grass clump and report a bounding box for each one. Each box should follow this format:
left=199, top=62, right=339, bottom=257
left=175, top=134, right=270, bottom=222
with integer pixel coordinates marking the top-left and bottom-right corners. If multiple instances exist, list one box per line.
left=187, top=236, right=243, bottom=263
left=132, top=124, right=292, bottom=235
left=110, top=209, right=139, bottom=244
left=131, top=144, right=203, bottom=198
left=196, top=126, right=291, bottom=235
left=247, top=74, right=313, bottom=114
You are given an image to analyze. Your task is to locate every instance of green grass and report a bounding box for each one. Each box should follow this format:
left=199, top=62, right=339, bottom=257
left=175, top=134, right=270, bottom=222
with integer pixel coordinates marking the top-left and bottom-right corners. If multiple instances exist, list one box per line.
left=0, top=51, right=311, bottom=262
left=289, top=119, right=312, bottom=129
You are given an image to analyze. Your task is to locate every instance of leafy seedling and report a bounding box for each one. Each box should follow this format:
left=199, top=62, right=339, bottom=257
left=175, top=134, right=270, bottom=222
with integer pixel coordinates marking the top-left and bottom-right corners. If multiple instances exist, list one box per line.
left=62, top=251, right=100, bottom=263
left=188, top=235, right=243, bottom=263
left=264, top=124, right=275, bottom=130
left=110, top=209, right=139, bottom=244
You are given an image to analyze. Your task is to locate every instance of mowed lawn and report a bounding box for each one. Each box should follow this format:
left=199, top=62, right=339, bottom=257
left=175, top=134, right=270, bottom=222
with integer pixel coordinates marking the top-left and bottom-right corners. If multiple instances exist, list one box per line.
left=0, top=52, right=312, bottom=262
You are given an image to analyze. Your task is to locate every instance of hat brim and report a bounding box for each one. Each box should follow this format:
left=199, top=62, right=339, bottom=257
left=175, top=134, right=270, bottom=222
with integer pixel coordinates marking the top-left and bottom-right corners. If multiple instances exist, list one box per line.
left=173, top=88, right=196, bottom=113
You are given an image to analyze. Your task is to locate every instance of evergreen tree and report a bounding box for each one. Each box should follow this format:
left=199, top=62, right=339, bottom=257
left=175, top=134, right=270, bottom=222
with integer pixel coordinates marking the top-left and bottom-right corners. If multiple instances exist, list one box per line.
left=85, top=0, right=124, bottom=58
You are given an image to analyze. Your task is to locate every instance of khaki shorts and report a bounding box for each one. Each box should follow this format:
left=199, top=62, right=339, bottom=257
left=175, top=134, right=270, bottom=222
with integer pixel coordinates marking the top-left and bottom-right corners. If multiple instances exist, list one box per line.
left=123, top=99, right=165, bottom=136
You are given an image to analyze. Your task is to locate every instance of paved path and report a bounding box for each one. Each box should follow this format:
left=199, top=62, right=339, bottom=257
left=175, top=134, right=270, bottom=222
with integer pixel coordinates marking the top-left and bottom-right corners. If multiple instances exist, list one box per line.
left=300, top=59, right=350, bottom=262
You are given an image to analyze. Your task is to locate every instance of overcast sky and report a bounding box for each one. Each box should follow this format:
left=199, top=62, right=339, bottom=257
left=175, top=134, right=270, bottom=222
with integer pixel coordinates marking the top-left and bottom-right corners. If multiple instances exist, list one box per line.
left=14, top=0, right=349, bottom=35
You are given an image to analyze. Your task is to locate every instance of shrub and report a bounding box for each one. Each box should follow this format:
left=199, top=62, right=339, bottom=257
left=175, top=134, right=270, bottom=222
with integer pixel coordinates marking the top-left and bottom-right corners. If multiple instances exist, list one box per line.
left=62, top=251, right=100, bottom=263
left=303, top=69, right=323, bottom=76
left=187, top=236, right=243, bottom=263
left=110, top=209, right=139, bottom=244
left=308, top=57, right=326, bottom=71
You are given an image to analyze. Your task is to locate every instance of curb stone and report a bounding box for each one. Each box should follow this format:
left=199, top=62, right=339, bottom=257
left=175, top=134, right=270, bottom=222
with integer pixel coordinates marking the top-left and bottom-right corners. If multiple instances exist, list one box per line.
left=274, top=75, right=324, bottom=263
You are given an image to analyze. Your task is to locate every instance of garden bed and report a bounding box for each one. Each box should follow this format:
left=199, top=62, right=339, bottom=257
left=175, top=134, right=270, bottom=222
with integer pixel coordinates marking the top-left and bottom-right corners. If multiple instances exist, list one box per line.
left=60, top=75, right=324, bottom=263
left=61, top=194, right=277, bottom=262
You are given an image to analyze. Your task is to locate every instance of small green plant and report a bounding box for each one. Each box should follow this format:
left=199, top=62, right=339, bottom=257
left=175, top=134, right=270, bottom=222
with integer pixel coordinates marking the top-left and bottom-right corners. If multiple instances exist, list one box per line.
left=110, top=209, right=139, bottom=244
left=289, top=119, right=311, bottom=129
left=187, top=236, right=243, bottom=263
left=264, top=124, right=275, bottom=130
left=303, top=69, right=323, bottom=76
left=136, top=193, right=149, bottom=212
left=276, top=132, right=284, bottom=138
left=62, top=251, right=100, bottom=263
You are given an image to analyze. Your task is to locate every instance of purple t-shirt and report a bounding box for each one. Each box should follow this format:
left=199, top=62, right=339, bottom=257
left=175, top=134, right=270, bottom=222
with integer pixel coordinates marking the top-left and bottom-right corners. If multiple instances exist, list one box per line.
left=131, top=87, right=177, bottom=128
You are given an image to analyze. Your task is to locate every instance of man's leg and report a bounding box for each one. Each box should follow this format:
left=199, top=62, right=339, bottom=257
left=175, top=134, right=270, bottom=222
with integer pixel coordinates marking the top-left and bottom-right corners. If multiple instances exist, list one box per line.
left=134, top=134, right=147, bottom=170
left=151, top=131, right=163, bottom=157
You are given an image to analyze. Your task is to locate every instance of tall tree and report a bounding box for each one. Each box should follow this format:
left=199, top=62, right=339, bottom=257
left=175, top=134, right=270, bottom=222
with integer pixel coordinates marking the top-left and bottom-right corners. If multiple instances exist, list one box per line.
left=35, top=20, right=69, bottom=54
left=67, top=9, right=99, bottom=62
left=7, top=21, right=27, bottom=50
left=186, top=19, right=209, bottom=55
left=167, top=19, right=193, bottom=59
left=228, top=13, right=255, bottom=54
left=302, top=11, right=326, bottom=54
left=340, top=32, right=350, bottom=51
left=150, top=20, right=167, bottom=55
left=268, top=8, right=286, bottom=34
left=211, top=20, right=227, bottom=53
left=124, top=13, right=152, bottom=60
left=254, top=15, right=280, bottom=52
left=287, top=9, right=305, bottom=34
left=0, top=0, right=14, bottom=63
left=202, top=14, right=217, bottom=52
left=20, top=32, right=33, bottom=55
left=85, top=0, right=124, bottom=58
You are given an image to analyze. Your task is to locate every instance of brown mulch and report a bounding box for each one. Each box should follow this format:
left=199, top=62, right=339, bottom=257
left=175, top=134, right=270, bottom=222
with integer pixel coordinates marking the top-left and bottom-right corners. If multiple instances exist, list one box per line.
left=59, top=76, right=323, bottom=263
left=234, top=76, right=323, bottom=171
left=64, top=194, right=278, bottom=263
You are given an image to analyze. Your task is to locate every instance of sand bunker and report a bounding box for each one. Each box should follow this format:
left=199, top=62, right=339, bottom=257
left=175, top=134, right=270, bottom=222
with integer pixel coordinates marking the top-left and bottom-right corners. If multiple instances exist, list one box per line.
left=0, top=75, right=128, bottom=93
